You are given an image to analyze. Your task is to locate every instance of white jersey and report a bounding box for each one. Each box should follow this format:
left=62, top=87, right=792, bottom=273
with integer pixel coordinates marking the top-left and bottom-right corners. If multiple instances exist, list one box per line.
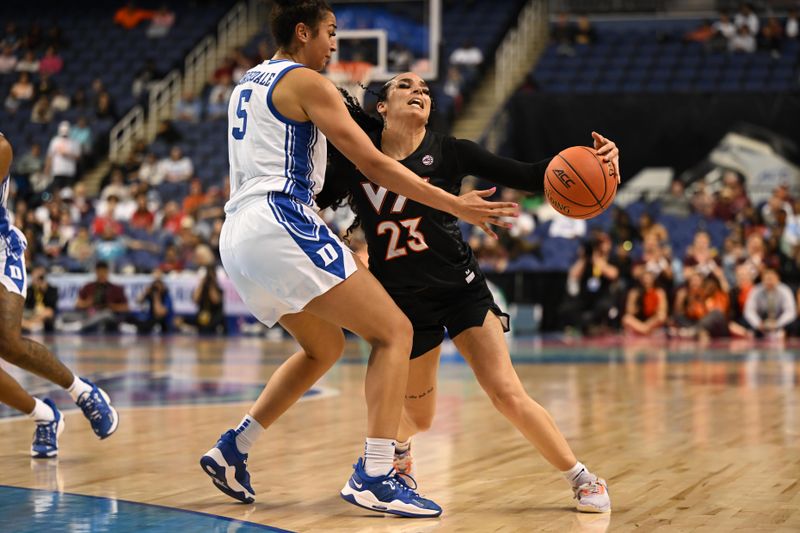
left=226, top=60, right=327, bottom=213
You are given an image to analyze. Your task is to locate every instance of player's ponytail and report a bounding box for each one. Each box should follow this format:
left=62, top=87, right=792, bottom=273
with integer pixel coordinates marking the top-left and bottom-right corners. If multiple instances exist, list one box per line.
left=271, top=0, right=333, bottom=50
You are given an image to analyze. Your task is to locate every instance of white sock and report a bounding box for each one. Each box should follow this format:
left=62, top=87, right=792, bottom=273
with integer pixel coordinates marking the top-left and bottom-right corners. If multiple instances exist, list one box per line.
left=364, top=437, right=395, bottom=477
left=563, top=461, right=594, bottom=488
left=66, top=375, right=93, bottom=402
left=27, top=398, right=55, bottom=423
left=395, top=438, right=411, bottom=455
left=234, top=414, right=264, bottom=454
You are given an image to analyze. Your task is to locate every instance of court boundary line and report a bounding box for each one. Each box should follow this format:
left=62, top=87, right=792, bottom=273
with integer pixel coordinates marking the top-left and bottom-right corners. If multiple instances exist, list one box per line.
left=0, top=484, right=295, bottom=532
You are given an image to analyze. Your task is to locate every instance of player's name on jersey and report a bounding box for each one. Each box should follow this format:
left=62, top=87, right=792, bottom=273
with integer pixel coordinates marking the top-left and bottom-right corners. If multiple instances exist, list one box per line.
left=238, top=70, right=278, bottom=88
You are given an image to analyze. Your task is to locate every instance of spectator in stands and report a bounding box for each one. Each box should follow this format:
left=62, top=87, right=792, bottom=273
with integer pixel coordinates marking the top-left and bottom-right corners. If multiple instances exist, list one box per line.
left=178, top=254, right=225, bottom=335
left=71, top=182, right=94, bottom=225
left=638, top=212, right=668, bottom=244
left=734, top=3, right=759, bottom=36
left=25, top=22, right=43, bottom=51
left=182, top=179, right=206, bottom=217
left=155, top=119, right=182, bottom=144
left=449, top=39, right=483, bottom=73
left=729, top=25, right=756, bottom=53
left=72, top=88, right=88, bottom=112
left=622, top=270, right=667, bottom=336
left=70, top=117, right=92, bottom=156
left=743, top=268, right=797, bottom=339
left=175, top=90, right=202, bottom=122
left=728, top=262, right=755, bottom=337
left=94, top=223, right=127, bottom=269
left=70, top=261, right=130, bottom=333
left=5, top=71, right=34, bottom=112
left=136, top=269, right=173, bottom=334
left=443, top=66, right=463, bottom=113
left=22, top=266, right=58, bottom=334
left=1, top=22, right=21, bottom=51
left=194, top=186, right=225, bottom=240
left=51, top=88, right=70, bottom=113
left=741, top=233, right=779, bottom=281
left=609, top=207, right=639, bottom=246
left=130, top=192, right=155, bottom=231
left=147, top=5, right=175, bottom=39
left=721, top=235, right=745, bottom=287
left=66, top=226, right=95, bottom=271
left=660, top=180, right=691, bottom=218
left=574, top=15, right=597, bottom=45
left=781, top=200, right=800, bottom=257
left=14, top=50, right=39, bottom=74
left=713, top=171, right=750, bottom=222
left=158, top=146, right=193, bottom=188
left=101, top=169, right=130, bottom=202
left=39, top=46, right=63, bottom=76
left=207, top=73, right=234, bottom=119
left=0, top=45, right=17, bottom=74
left=30, top=95, right=53, bottom=124
left=636, top=233, right=674, bottom=292
left=138, top=152, right=163, bottom=186
left=561, top=233, right=621, bottom=334
left=683, top=231, right=728, bottom=291
left=132, top=59, right=162, bottom=99
left=761, top=17, right=784, bottom=56
left=45, top=121, right=80, bottom=190
left=787, top=8, right=799, bottom=39
left=552, top=12, right=576, bottom=55
left=114, top=2, right=155, bottom=30
left=159, top=244, right=183, bottom=273
left=13, top=143, right=43, bottom=199
left=95, top=91, right=118, bottom=121
left=92, top=195, right=123, bottom=236
left=761, top=184, right=793, bottom=227
left=231, top=47, right=255, bottom=81
left=159, top=200, right=185, bottom=234
left=684, top=20, right=715, bottom=43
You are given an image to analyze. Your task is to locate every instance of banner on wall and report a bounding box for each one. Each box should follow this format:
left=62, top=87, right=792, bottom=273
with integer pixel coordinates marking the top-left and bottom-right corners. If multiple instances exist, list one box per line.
left=47, top=271, right=252, bottom=316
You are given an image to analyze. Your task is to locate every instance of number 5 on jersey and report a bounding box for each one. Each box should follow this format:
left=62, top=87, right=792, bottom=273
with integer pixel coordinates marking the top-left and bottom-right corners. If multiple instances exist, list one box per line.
left=231, top=89, right=253, bottom=140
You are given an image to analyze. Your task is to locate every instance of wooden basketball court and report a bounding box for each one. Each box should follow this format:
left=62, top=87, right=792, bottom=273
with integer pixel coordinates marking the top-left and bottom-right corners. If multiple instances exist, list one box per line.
left=0, top=334, right=798, bottom=532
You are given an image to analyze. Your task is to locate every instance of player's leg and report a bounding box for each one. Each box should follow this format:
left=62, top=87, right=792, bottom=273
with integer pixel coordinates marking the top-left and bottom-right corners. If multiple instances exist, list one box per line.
left=302, top=261, right=441, bottom=517
left=0, top=282, right=118, bottom=441
left=394, top=346, right=441, bottom=476
left=452, top=311, right=610, bottom=513
left=200, top=310, right=344, bottom=504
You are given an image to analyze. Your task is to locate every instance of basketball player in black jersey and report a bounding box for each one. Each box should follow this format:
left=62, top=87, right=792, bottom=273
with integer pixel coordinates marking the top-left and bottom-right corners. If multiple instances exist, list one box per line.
left=318, top=73, right=620, bottom=513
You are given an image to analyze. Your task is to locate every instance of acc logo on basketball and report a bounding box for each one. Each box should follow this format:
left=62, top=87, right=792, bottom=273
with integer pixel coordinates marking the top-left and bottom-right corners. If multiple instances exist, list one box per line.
left=552, top=169, right=574, bottom=188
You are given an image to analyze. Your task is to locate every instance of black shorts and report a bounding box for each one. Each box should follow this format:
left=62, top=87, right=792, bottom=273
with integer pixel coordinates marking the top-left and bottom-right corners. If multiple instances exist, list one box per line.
left=388, top=280, right=510, bottom=359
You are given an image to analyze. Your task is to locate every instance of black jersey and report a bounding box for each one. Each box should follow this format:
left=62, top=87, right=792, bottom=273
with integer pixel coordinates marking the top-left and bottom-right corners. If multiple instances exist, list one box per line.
left=319, top=129, right=550, bottom=291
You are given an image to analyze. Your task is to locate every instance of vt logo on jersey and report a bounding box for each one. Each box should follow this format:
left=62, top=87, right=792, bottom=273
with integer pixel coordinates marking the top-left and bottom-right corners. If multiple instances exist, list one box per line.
left=360, top=179, right=430, bottom=214
left=360, top=180, right=430, bottom=261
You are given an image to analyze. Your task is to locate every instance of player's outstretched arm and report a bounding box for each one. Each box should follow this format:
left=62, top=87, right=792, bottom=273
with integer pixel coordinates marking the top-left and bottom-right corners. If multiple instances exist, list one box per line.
left=297, top=70, right=519, bottom=237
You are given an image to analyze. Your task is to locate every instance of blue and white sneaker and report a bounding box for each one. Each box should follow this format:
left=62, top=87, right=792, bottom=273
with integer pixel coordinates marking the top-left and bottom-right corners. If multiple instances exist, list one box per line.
left=31, top=399, right=65, bottom=459
left=340, top=457, right=442, bottom=518
left=76, top=379, right=119, bottom=439
left=200, top=429, right=255, bottom=504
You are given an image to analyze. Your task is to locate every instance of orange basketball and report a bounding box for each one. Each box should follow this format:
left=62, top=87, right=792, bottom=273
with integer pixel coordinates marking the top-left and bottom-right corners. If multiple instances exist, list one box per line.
left=544, top=146, right=617, bottom=219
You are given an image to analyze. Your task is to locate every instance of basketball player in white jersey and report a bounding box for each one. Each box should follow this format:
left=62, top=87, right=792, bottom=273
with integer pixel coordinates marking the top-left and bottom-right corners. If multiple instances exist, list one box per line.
left=199, top=0, right=517, bottom=517
left=0, top=133, right=118, bottom=458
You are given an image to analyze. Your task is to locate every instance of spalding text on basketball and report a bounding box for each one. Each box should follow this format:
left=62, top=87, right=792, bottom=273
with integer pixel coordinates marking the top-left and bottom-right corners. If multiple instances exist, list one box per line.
left=545, top=188, right=570, bottom=214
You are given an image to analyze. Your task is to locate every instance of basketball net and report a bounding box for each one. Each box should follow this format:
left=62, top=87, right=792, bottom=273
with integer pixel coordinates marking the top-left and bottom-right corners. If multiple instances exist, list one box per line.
left=326, top=60, right=373, bottom=105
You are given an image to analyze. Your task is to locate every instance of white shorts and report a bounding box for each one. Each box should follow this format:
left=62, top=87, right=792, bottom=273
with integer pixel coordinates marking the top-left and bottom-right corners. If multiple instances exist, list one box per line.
left=220, top=192, right=358, bottom=327
left=0, top=226, right=28, bottom=298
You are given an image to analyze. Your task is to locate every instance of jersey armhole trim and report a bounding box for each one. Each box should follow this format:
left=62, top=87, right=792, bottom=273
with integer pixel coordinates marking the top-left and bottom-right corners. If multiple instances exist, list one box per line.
left=267, top=64, right=311, bottom=126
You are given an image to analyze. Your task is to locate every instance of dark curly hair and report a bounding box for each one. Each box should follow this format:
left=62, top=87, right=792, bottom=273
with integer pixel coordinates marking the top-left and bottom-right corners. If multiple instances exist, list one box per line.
left=271, top=0, right=334, bottom=50
left=317, top=88, right=385, bottom=243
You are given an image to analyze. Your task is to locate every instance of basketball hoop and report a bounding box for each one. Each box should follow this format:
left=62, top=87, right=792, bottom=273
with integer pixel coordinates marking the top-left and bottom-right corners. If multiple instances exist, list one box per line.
left=326, top=60, right=373, bottom=105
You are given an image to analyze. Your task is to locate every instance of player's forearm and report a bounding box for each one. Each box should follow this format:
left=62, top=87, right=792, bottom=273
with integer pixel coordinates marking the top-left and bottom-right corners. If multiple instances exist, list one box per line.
left=361, top=157, right=458, bottom=216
